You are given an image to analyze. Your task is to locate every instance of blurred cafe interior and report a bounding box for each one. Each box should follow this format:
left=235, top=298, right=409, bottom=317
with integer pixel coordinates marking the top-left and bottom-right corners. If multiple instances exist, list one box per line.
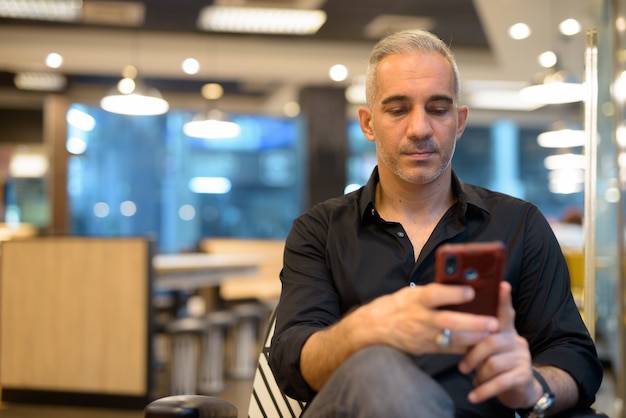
left=1, top=0, right=626, bottom=416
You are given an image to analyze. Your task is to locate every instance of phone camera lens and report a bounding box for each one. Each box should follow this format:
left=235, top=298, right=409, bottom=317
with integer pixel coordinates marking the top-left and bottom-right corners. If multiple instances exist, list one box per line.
left=464, top=268, right=478, bottom=280
left=445, top=256, right=457, bottom=275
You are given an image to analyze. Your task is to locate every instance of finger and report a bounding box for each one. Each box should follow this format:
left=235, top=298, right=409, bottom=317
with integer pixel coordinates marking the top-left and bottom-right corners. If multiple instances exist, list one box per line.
left=459, top=330, right=530, bottom=377
left=458, top=330, right=516, bottom=374
left=433, top=308, right=500, bottom=335
left=436, top=328, right=493, bottom=350
left=416, top=283, right=476, bottom=309
left=468, top=369, right=515, bottom=404
left=468, top=363, right=531, bottom=404
left=472, top=344, right=529, bottom=384
left=497, top=281, right=515, bottom=332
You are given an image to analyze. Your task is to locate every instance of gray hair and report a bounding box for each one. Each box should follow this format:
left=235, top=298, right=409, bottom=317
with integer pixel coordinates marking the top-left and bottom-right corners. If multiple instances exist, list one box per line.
left=365, top=29, right=461, bottom=106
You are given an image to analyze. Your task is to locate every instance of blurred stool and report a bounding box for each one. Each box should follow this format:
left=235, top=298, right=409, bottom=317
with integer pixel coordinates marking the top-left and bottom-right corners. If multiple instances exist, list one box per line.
left=167, top=317, right=206, bottom=395
left=229, top=303, right=266, bottom=379
left=198, top=310, right=235, bottom=394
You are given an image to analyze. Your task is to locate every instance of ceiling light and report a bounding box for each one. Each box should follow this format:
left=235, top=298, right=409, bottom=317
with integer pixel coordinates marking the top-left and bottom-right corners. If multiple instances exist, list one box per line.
left=183, top=109, right=241, bottom=139
left=201, top=83, right=224, bottom=100
left=464, top=80, right=542, bottom=111
left=188, top=177, right=232, bottom=194
left=468, top=90, right=543, bottom=111
left=117, top=77, right=135, bottom=94
left=197, top=6, right=326, bottom=35
left=549, top=168, right=584, bottom=183
left=66, top=136, right=87, bottom=155
left=559, top=18, right=582, bottom=36
left=520, top=81, right=584, bottom=105
left=329, top=64, right=348, bottom=82
left=617, top=124, right=626, bottom=148
left=10, top=153, right=49, bottom=178
left=548, top=169, right=584, bottom=194
left=537, top=128, right=585, bottom=148
left=613, top=70, right=626, bottom=103
left=121, top=64, right=137, bottom=79
left=81, top=1, right=144, bottom=27
left=100, top=65, right=168, bottom=116
left=45, top=52, right=63, bottom=68
left=538, top=51, right=557, bottom=68
left=66, top=108, right=95, bottom=131
left=101, top=89, right=169, bottom=116
left=0, top=0, right=82, bottom=21
left=345, top=83, right=366, bottom=104
left=519, top=70, right=585, bottom=105
left=182, top=58, right=200, bottom=75
left=100, top=80, right=169, bottom=116
left=184, top=119, right=241, bottom=139
left=14, top=72, right=66, bottom=91
left=508, top=23, right=531, bottom=40
left=283, top=101, right=300, bottom=117
left=544, top=153, right=585, bottom=170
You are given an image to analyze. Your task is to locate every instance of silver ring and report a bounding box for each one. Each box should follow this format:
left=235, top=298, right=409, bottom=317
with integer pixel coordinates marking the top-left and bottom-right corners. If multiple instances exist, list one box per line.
left=435, top=328, right=452, bottom=349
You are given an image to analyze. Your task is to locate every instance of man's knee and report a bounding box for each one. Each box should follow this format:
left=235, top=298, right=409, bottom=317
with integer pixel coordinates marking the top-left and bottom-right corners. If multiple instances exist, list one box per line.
left=342, top=345, right=415, bottom=383
left=304, top=346, right=454, bottom=418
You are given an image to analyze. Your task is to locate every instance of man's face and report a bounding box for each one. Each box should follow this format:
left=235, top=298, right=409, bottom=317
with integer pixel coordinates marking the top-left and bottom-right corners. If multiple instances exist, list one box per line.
left=358, top=51, right=468, bottom=186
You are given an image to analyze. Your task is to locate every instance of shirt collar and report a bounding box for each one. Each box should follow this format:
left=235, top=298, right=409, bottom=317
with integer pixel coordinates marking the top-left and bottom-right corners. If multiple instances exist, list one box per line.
left=359, top=166, right=491, bottom=223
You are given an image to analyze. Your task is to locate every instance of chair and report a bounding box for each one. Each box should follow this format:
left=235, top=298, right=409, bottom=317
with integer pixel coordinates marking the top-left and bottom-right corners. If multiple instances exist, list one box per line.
left=144, top=308, right=608, bottom=418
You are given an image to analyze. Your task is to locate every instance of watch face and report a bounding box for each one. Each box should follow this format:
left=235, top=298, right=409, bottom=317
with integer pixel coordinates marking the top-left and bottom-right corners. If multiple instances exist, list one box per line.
left=533, top=392, right=555, bottom=415
left=530, top=369, right=554, bottom=416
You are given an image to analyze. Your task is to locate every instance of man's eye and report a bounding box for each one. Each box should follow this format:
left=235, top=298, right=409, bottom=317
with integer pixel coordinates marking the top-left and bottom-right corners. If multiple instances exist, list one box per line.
left=428, top=107, right=450, bottom=115
left=387, top=107, right=407, bottom=115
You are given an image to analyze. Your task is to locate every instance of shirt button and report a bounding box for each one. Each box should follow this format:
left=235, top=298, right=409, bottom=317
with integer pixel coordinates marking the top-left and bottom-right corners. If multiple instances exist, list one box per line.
left=397, top=232, right=405, bottom=238
left=409, top=282, right=416, bottom=287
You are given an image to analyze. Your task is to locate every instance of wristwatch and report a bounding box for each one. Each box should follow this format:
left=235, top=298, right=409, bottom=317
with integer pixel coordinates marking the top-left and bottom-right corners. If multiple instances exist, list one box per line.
left=518, top=369, right=555, bottom=418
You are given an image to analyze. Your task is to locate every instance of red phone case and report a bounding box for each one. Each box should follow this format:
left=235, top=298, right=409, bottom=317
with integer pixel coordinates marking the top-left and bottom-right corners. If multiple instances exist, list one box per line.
left=435, top=241, right=506, bottom=317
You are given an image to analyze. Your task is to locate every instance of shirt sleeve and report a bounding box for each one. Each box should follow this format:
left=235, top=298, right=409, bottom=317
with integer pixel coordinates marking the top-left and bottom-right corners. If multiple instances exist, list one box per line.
left=268, top=205, right=341, bottom=402
left=513, top=205, right=603, bottom=408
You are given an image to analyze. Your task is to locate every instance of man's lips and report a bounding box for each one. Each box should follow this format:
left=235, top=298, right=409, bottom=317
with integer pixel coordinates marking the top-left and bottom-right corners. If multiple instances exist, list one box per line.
left=405, top=149, right=435, bottom=157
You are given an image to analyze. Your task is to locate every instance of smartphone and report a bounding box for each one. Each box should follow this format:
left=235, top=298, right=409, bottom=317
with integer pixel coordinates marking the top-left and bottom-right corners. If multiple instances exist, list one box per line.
left=435, top=241, right=506, bottom=317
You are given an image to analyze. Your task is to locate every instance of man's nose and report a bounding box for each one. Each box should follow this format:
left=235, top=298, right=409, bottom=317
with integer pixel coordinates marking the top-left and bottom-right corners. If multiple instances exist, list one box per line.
left=407, top=109, right=434, bottom=139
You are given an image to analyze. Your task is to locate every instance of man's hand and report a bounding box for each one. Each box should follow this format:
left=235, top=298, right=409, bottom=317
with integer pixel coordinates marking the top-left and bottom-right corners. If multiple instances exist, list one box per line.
left=457, top=281, right=580, bottom=413
left=300, top=282, right=499, bottom=392
left=458, top=281, right=539, bottom=409
left=364, top=283, right=500, bottom=355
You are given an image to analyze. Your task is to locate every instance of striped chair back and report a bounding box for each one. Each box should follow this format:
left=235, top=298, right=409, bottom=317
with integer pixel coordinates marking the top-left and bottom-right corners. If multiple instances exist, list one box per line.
left=248, top=308, right=306, bottom=418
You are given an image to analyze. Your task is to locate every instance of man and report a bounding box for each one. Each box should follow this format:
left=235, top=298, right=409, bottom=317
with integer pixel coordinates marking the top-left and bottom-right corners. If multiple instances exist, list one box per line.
left=269, top=29, right=602, bottom=417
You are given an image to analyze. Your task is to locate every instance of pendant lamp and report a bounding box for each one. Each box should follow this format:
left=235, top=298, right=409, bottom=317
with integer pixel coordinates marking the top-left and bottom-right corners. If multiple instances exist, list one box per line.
left=100, top=65, right=169, bottom=116
left=519, top=69, right=585, bottom=105
left=183, top=83, right=240, bottom=139
left=183, top=109, right=241, bottom=139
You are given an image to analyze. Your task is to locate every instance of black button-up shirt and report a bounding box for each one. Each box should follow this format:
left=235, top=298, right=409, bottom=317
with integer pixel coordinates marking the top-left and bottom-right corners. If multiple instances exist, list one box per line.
left=269, top=167, right=602, bottom=410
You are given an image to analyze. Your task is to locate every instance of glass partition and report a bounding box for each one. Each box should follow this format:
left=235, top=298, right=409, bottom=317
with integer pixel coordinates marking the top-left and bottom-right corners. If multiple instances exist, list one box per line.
left=589, top=0, right=626, bottom=415
left=66, top=105, right=306, bottom=253
left=346, top=119, right=584, bottom=221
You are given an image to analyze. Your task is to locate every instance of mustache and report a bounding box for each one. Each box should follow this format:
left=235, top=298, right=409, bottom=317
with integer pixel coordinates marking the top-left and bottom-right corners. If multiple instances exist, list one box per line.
left=400, top=139, right=438, bottom=153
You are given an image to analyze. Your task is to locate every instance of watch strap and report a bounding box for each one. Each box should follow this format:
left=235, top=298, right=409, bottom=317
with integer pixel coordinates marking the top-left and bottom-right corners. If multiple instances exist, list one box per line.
left=532, top=369, right=552, bottom=395
left=517, top=369, right=555, bottom=418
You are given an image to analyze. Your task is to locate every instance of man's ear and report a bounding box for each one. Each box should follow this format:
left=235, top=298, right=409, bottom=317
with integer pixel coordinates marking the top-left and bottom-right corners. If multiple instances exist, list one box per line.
left=358, top=106, right=375, bottom=142
left=456, top=105, right=469, bottom=140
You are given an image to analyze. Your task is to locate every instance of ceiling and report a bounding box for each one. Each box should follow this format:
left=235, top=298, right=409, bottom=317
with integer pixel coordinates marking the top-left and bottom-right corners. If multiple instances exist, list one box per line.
left=0, top=0, right=594, bottom=124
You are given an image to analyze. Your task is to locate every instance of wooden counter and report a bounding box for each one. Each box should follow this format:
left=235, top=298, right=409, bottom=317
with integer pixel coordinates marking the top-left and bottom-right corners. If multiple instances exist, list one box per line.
left=0, top=237, right=153, bottom=408
left=0, top=238, right=264, bottom=408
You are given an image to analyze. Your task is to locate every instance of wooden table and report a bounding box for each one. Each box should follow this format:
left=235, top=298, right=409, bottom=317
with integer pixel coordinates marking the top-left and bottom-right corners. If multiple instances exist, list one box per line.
left=153, top=252, right=261, bottom=291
